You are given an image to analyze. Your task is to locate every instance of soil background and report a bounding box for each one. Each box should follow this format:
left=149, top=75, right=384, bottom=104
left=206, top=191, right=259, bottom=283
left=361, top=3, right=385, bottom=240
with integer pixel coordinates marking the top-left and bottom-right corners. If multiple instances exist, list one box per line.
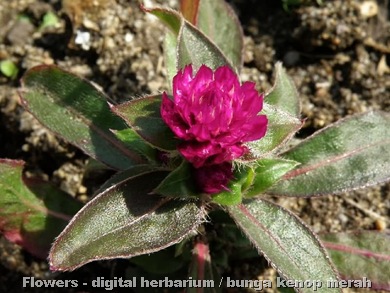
left=0, top=0, right=389, bottom=292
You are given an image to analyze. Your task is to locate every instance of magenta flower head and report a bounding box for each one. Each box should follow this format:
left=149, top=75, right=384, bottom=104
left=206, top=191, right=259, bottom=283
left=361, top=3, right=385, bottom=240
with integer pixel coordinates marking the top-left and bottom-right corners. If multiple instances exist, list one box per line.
left=194, top=162, right=233, bottom=194
left=161, top=64, right=268, bottom=193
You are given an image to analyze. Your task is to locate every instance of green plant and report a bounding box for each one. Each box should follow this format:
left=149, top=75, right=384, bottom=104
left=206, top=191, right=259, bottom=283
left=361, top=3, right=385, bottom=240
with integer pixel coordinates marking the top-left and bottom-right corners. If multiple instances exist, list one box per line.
left=39, top=11, right=60, bottom=30
left=0, top=59, right=19, bottom=79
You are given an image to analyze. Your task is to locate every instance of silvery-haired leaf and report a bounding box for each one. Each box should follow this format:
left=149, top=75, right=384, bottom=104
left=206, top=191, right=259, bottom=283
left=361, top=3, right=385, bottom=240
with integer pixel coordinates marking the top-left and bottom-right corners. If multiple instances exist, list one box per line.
left=271, top=111, right=390, bottom=196
left=49, top=171, right=206, bottom=271
left=227, top=199, right=341, bottom=293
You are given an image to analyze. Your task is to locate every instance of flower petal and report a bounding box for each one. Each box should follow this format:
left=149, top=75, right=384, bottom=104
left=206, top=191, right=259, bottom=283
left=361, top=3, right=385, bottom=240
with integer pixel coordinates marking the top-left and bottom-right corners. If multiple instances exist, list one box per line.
left=239, top=82, right=263, bottom=114
left=173, top=65, right=193, bottom=105
left=161, top=93, right=189, bottom=139
left=178, top=141, right=221, bottom=168
left=214, top=65, right=240, bottom=93
left=241, top=115, right=268, bottom=142
left=213, top=144, right=248, bottom=164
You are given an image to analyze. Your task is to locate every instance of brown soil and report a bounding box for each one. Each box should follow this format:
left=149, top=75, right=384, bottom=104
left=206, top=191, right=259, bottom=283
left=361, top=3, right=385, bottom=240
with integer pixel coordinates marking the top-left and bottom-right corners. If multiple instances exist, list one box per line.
left=0, top=0, right=389, bottom=292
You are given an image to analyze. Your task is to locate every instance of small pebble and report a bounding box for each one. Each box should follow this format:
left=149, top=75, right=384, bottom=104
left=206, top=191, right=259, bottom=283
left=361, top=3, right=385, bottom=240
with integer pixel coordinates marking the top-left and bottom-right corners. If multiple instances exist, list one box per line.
left=359, top=1, right=378, bottom=18
left=6, top=20, right=35, bottom=46
left=78, top=185, right=87, bottom=194
left=75, top=30, right=91, bottom=50
left=375, top=219, right=387, bottom=231
left=124, top=32, right=134, bottom=43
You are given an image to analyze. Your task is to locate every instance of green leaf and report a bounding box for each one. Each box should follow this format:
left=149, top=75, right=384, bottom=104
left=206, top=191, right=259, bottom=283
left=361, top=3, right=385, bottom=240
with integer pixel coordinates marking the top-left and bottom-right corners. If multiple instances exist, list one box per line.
left=0, top=59, right=18, bottom=79
left=211, top=167, right=251, bottom=205
left=143, top=6, right=182, bottom=34
left=143, top=8, right=177, bottom=91
left=227, top=199, right=340, bottom=293
left=144, top=7, right=178, bottom=91
left=0, top=159, right=82, bottom=258
left=245, top=158, right=300, bottom=197
left=112, top=128, right=158, bottom=163
left=321, top=231, right=390, bottom=291
left=94, top=165, right=162, bottom=195
left=248, top=63, right=302, bottom=156
left=266, top=62, right=301, bottom=118
left=164, top=30, right=179, bottom=91
left=146, top=4, right=237, bottom=85
left=20, top=65, right=145, bottom=170
left=112, top=95, right=177, bottom=151
left=39, top=11, right=59, bottom=30
left=49, top=171, right=205, bottom=271
left=247, top=103, right=303, bottom=156
left=146, top=5, right=234, bottom=72
left=270, top=111, right=390, bottom=196
left=154, top=161, right=199, bottom=199
left=211, top=183, right=242, bottom=205
left=197, top=0, right=243, bottom=71
left=177, top=20, right=231, bottom=71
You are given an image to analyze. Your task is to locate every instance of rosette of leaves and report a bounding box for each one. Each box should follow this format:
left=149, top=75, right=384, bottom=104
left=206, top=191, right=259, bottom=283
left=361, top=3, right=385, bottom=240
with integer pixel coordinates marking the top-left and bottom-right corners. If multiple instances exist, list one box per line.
left=1, top=0, right=389, bottom=291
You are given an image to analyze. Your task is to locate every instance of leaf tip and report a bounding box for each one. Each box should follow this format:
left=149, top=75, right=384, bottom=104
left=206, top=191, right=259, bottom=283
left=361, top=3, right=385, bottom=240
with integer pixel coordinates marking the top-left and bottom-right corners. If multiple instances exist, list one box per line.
left=48, top=263, right=60, bottom=272
left=48, top=260, right=69, bottom=272
left=48, top=248, right=69, bottom=272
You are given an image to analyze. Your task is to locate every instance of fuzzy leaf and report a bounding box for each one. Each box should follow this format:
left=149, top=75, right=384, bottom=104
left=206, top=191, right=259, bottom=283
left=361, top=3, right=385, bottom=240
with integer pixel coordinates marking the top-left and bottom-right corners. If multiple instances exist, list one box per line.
left=112, top=128, right=157, bottom=163
left=112, top=95, right=177, bottom=151
left=321, top=231, right=390, bottom=291
left=146, top=5, right=234, bottom=73
left=177, top=20, right=231, bottom=71
left=247, top=103, right=303, bottom=156
left=164, top=30, right=179, bottom=91
left=270, top=111, right=390, bottom=196
left=144, top=7, right=179, bottom=90
left=240, top=63, right=302, bottom=157
left=0, top=159, right=82, bottom=258
left=211, top=183, right=242, bottom=206
left=227, top=199, right=340, bottom=293
left=245, top=158, right=300, bottom=197
left=154, top=161, right=199, bottom=199
left=49, top=171, right=205, bottom=271
left=94, top=165, right=162, bottom=195
left=142, top=6, right=181, bottom=34
left=266, top=62, right=301, bottom=118
left=20, top=65, right=145, bottom=170
left=211, top=168, right=251, bottom=205
left=196, top=0, right=243, bottom=71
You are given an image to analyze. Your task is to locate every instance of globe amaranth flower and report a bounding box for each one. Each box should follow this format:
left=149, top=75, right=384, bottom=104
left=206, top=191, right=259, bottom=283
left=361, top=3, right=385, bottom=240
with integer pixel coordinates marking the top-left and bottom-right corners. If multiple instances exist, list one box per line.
left=161, top=64, right=268, bottom=193
left=194, top=162, right=233, bottom=194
